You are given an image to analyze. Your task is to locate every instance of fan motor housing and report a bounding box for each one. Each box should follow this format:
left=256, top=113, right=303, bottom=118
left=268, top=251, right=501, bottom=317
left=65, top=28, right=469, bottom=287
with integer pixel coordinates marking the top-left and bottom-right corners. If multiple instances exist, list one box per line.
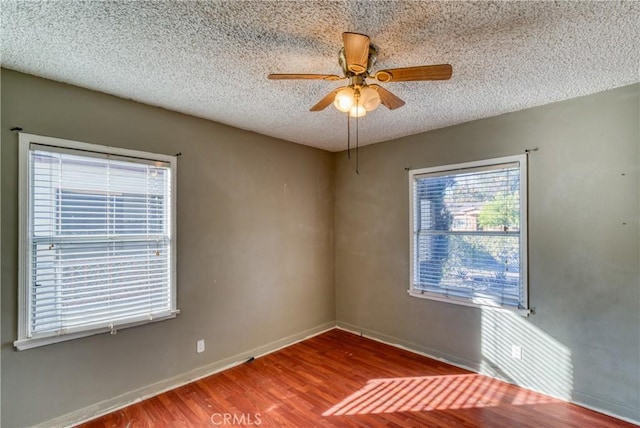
left=339, top=45, right=378, bottom=77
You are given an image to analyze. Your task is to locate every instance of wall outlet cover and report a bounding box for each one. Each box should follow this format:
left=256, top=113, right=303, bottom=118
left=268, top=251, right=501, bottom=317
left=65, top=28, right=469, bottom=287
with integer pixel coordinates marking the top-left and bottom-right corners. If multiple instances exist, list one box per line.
left=511, top=345, right=523, bottom=360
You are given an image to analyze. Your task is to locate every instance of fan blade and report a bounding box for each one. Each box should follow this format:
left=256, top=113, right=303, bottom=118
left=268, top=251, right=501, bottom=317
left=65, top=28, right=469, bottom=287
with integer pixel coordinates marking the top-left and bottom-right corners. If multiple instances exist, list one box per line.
left=374, top=64, right=452, bottom=82
left=310, top=88, right=342, bottom=111
left=342, top=32, right=370, bottom=74
left=369, top=84, right=405, bottom=110
left=268, top=73, right=343, bottom=81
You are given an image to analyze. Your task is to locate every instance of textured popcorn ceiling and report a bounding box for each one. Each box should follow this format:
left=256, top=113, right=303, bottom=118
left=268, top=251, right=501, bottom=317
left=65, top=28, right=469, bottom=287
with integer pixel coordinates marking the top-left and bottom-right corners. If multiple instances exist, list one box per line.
left=1, top=1, right=639, bottom=152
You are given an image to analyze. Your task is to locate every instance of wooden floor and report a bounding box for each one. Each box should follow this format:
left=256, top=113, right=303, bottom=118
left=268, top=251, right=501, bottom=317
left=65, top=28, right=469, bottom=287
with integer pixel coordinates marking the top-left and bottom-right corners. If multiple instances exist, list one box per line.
left=79, top=329, right=633, bottom=427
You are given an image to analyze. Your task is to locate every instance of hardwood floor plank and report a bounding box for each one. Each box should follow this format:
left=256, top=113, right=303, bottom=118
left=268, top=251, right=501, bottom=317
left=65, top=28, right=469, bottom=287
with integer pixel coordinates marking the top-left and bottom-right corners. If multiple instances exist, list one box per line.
left=77, top=329, right=635, bottom=427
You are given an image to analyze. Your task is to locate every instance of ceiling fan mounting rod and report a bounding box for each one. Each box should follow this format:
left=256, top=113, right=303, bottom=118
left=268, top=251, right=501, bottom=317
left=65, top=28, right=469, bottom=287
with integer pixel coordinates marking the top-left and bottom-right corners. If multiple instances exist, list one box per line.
left=349, top=74, right=366, bottom=89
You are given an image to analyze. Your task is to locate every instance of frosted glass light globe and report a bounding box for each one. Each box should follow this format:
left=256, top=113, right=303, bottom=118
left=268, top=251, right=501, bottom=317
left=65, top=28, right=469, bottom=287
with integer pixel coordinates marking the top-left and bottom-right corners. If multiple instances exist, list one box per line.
left=349, top=103, right=367, bottom=118
left=360, top=86, right=381, bottom=111
left=333, top=87, right=355, bottom=112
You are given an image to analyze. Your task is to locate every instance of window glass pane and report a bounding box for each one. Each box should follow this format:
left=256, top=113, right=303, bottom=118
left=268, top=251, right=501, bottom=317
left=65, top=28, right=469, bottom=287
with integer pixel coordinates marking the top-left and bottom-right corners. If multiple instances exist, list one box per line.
left=415, top=167, right=520, bottom=233
left=28, top=144, right=174, bottom=338
left=412, top=160, right=525, bottom=309
left=415, top=234, right=521, bottom=306
left=32, top=150, right=168, bottom=237
left=31, top=240, right=171, bottom=334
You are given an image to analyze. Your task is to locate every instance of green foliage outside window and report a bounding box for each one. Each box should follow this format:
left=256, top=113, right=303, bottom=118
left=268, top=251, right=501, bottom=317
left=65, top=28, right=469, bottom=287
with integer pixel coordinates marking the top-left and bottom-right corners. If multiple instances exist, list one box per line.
left=478, top=192, right=519, bottom=230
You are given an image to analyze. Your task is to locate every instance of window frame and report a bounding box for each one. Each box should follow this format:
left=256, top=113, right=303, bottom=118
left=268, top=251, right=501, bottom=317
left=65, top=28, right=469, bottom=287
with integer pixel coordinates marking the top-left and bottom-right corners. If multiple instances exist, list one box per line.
left=16, top=133, right=178, bottom=350
left=408, top=154, right=529, bottom=316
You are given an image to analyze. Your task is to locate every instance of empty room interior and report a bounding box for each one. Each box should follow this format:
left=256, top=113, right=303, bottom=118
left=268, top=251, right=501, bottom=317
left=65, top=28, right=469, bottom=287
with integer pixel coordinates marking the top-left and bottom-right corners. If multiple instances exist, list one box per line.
left=1, top=2, right=639, bottom=427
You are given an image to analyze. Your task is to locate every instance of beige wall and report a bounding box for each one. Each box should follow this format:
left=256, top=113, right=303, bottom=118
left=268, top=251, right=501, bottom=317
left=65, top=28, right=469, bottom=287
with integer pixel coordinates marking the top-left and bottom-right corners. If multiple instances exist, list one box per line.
left=2, top=68, right=638, bottom=426
left=1, top=69, right=335, bottom=427
left=334, top=83, right=640, bottom=422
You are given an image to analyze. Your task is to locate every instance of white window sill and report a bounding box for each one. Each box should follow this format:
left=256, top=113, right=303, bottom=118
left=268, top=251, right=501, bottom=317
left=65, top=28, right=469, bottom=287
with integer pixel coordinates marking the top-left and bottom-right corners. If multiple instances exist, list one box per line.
left=14, top=312, right=178, bottom=351
left=408, top=289, right=531, bottom=317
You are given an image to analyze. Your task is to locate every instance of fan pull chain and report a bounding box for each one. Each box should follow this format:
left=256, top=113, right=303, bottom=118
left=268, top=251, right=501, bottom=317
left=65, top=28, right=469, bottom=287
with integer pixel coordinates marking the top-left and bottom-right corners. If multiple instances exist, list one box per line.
left=354, top=91, right=360, bottom=174
left=356, top=110, right=359, bottom=175
left=347, top=113, right=351, bottom=159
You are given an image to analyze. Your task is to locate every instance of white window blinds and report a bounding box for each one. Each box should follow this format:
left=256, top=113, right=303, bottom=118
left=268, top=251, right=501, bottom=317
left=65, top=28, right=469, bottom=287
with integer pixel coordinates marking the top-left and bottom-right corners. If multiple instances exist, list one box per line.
left=410, top=155, right=528, bottom=312
left=17, top=135, right=177, bottom=349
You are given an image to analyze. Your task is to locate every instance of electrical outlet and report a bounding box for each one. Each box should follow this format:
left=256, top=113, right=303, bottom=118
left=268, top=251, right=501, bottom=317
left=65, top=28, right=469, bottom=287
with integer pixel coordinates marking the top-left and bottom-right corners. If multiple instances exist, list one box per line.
left=511, top=345, right=522, bottom=360
left=197, top=339, right=205, bottom=354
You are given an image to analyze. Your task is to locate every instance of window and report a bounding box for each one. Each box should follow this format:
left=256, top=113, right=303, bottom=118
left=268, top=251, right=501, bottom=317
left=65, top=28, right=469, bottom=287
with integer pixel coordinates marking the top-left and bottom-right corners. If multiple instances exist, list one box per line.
left=16, top=134, right=178, bottom=350
left=409, top=155, right=528, bottom=314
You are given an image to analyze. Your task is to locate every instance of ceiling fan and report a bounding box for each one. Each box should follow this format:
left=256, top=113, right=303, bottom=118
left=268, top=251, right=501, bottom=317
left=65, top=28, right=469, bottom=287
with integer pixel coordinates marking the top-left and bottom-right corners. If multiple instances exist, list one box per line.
left=268, top=32, right=452, bottom=117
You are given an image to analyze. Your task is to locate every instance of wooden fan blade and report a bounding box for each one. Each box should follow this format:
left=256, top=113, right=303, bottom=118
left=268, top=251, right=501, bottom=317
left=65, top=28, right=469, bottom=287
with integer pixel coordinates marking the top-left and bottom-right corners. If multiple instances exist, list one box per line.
left=310, top=88, right=342, bottom=112
left=342, top=32, right=370, bottom=74
left=268, top=73, right=344, bottom=81
left=375, top=64, right=452, bottom=82
left=369, top=84, right=405, bottom=110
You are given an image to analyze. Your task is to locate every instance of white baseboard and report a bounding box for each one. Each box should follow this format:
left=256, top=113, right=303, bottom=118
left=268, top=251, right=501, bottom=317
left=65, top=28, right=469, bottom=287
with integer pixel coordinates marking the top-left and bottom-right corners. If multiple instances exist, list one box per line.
left=335, top=321, right=640, bottom=426
left=572, top=392, right=640, bottom=425
left=335, top=321, right=482, bottom=373
left=37, top=321, right=336, bottom=428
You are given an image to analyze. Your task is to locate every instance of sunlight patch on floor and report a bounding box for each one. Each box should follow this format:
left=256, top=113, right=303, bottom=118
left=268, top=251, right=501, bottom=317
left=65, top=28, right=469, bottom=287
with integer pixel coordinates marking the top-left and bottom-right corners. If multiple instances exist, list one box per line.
left=322, top=374, right=559, bottom=416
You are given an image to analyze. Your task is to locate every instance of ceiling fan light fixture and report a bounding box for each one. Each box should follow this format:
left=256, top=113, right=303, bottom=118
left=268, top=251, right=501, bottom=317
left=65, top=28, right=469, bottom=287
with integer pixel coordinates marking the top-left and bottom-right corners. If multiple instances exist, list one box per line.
left=333, top=87, right=355, bottom=112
